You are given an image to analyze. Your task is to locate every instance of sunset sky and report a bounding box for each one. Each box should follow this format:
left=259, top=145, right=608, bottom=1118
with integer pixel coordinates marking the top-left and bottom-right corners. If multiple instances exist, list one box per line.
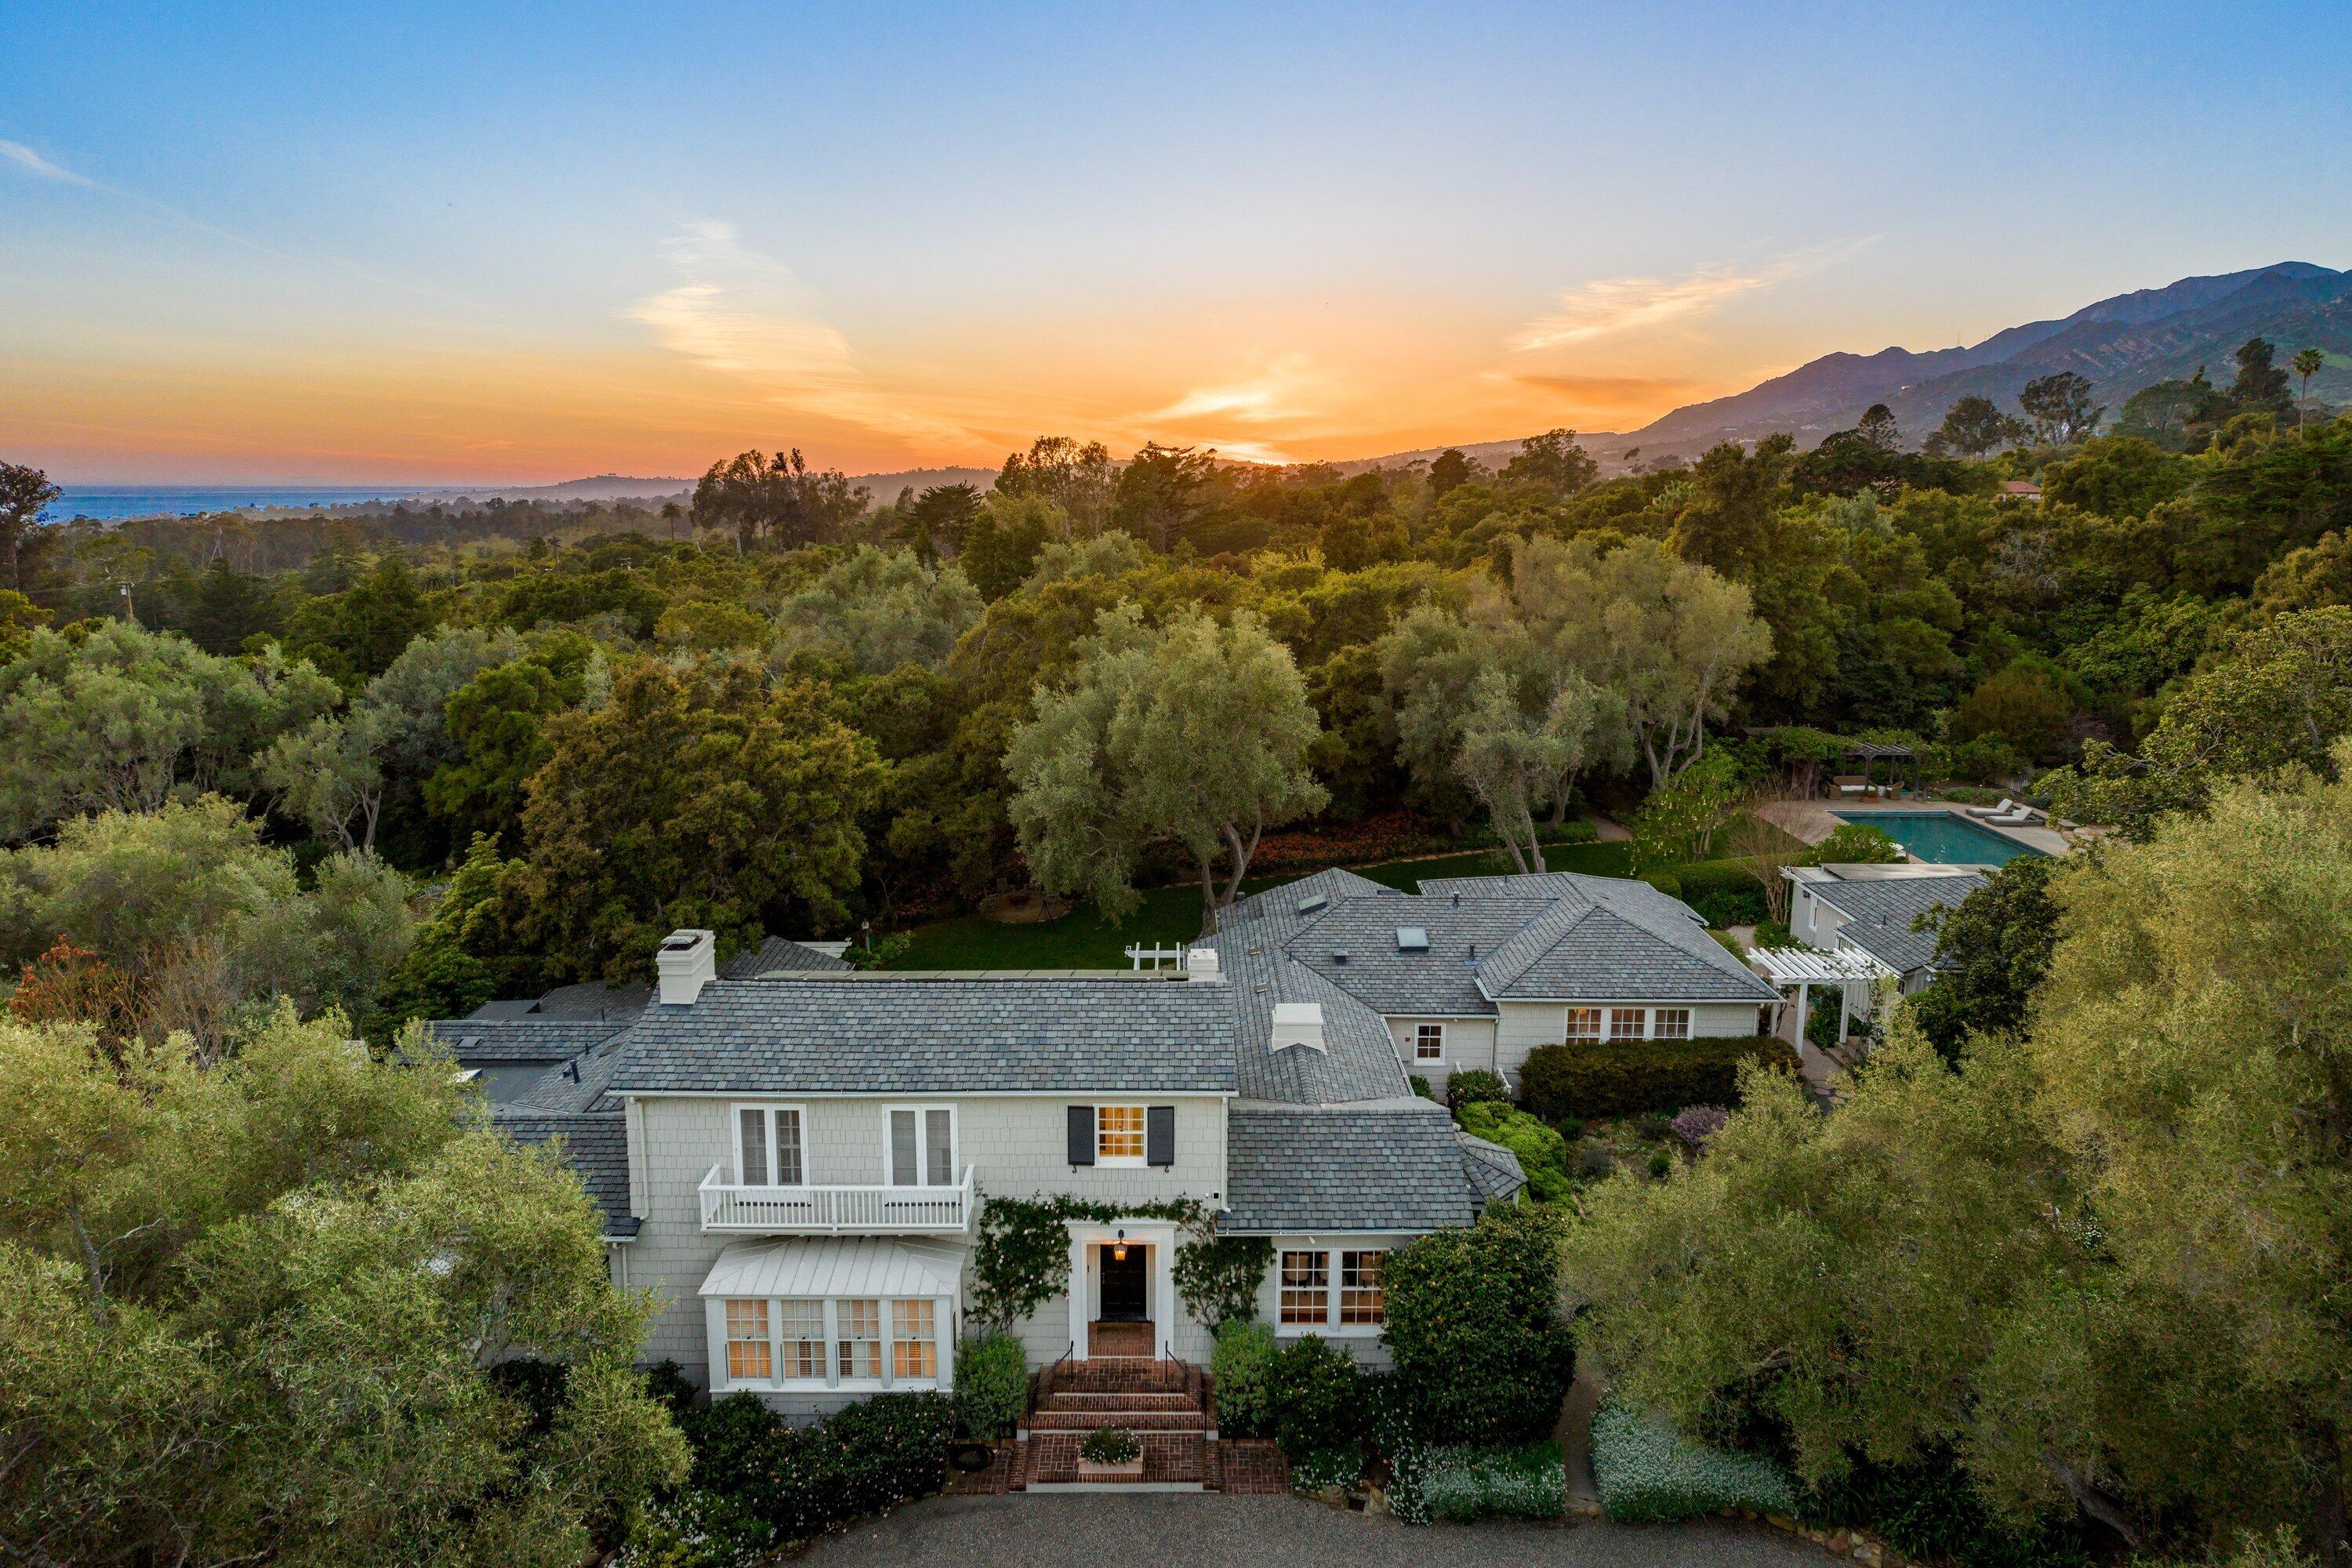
left=5, top=1, right=2350, bottom=484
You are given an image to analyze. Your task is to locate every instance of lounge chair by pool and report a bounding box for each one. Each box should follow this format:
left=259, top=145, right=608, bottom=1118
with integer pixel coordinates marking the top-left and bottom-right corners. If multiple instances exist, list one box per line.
left=1965, top=798, right=2017, bottom=818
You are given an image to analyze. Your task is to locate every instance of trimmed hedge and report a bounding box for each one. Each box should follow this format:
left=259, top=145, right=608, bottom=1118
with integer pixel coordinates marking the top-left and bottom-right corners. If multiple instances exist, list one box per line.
left=1210, top=1319, right=1277, bottom=1438
left=1382, top=1203, right=1576, bottom=1445
left=1670, top=859, right=1771, bottom=927
left=953, top=1333, right=1028, bottom=1439
left=677, top=1390, right=952, bottom=1543
left=1590, top=1399, right=1798, bottom=1523
left=1519, top=1034, right=1800, bottom=1121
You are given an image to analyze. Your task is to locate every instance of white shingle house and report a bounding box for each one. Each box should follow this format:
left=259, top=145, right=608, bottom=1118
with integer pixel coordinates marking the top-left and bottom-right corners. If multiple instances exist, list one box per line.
left=434, top=865, right=1769, bottom=1426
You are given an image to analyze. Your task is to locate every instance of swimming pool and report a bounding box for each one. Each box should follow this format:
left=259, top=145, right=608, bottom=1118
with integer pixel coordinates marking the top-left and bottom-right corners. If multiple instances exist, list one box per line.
left=1831, top=809, right=2046, bottom=866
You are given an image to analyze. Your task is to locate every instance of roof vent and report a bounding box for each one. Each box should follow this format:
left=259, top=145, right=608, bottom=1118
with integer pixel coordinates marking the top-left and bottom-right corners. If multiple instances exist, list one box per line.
left=1396, top=927, right=1428, bottom=952
left=1465, top=942, right=1478, bottom=964
left=1185, top=947, right=1223, bottom=982
left=1271, top=1001, right=1326, bottom=1054
left=1451, top=892, right=1461, bottom=907
left=1332, top=949, right=1348, bottom=965
left=1297, top=892, right=1329, bottom=916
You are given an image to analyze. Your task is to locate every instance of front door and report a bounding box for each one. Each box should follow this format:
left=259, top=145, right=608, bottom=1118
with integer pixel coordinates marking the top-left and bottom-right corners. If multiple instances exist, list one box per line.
left=1098, top=1243, right=1148, bottom=1322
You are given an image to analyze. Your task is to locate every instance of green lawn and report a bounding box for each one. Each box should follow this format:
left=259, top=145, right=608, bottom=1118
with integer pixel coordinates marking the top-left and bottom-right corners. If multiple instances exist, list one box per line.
left=880, top=834, right=1642, bottom=971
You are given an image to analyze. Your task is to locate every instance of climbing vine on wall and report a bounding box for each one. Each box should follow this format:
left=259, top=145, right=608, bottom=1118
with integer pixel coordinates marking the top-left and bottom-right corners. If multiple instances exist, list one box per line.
left=967, top=1194, right=1267, bottom=1335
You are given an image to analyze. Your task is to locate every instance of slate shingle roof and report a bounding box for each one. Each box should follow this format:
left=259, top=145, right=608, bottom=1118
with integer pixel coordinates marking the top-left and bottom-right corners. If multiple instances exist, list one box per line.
left=1283, top=894, right=1555, bottom=1014
left=1221, top=1105, right=1482, bottom=1232
left=1210, top=869, right=1419, bottom=1105
left=606, top=975, right=1240, bottom=1095
left=1457, top=1131, right=1529, bottom=1206
left=429, top=1018, right=627, bottom=1064
left=1813, top=873, right=1987, bottom=975
left=495, top=1110, right=637, bottom=1237
left=721, top=936, right=852, bottom=977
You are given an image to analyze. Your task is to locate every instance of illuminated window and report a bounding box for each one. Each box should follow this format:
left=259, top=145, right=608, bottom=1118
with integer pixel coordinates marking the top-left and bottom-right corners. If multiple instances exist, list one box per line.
left=837, top=1299, right=882, bottom=1379
left=1279, top=1250, right=1329, bottom=1324
left=1340, top=1250, right=1387, bottom=1325
left=892, top=1300, right=938, bottom=1379
left=1565, top=1008, right=1602, bottom=1043
left=1653, top=1007, right=1691, bottom=1040
left=724, top=1298, right=771, bottom=1381
left=1414, top=1022, right=1446, bottom=1062
left=779, top=1300, right=824, bottom=1379
left=1097, top=1105, right=1146, bottom=1163
left=1609, top=1007, right=1647, bottom=1040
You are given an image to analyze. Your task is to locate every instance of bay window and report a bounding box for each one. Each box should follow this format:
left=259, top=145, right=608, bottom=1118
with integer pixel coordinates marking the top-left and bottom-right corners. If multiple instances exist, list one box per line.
left=724, top=1298, right=771, bottom=1380
left=837, top=1298, right=883, bottom=1379
left=892, top=1300, right=938, bottom=1378
left=779, top=1299, right=825, bottom=1378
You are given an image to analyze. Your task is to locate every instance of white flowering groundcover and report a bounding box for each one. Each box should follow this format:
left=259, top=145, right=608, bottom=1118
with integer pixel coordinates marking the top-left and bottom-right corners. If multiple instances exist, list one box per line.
left=1388, top=1439, right=1566, bottom=1525
left=1589, top=1400, right=1798, bottom=1523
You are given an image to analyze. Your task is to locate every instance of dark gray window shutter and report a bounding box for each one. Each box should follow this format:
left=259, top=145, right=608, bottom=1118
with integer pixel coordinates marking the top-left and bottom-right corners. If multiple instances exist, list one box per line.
left=1146, top=1105, right=1175, bottom=1167
left=1067, top=1105, right=1095, bottom=1166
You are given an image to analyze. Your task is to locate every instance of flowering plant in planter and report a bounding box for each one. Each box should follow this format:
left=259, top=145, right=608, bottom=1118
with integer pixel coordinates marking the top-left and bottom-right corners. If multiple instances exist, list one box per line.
left=1079, top=1428, right=1142, bottom=1465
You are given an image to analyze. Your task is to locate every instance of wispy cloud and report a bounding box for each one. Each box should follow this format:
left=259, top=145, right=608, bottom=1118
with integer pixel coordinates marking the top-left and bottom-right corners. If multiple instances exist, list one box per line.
left=0, top=139, right=94, bottom=186
left=626, top=221, right=965, bottom=445
left=1508, top=372, right=1706, bottom=411
left=1510, top=242, right=1874, bottom=352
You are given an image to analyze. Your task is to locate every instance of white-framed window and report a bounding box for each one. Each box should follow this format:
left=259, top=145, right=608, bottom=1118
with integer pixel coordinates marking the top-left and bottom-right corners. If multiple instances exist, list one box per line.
left=1340, top=1250, right=1387, bottom=1325
left=892, top=1300, right=938, bottom=1378
left=837, top=1298, right=883, bottom=1379
left=1653, top=1007, right=1691, bottom=1040
left=733, top=1103, right=804, bottom=1186
left=1279, top=1250, right=1329, bottom=1324
left=724, top=1298, right=771, bottom=1381
left=779, top=1299, right=825, bottom=1379
left=1413, top=1022, right=1446, bottom=1062
left=1609, top=1007, right=1647, bottom=1041
left=1096, top=1105, right=1147, bottom=1165
left=1565, top=1007, right=1603, bottom=1043
left=886, top=1105, right=957, bottom=1186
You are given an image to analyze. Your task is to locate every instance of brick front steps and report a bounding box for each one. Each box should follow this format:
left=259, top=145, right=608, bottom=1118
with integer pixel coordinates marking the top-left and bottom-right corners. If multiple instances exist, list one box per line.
left=1014, top=1356, right=1217, bottom=1491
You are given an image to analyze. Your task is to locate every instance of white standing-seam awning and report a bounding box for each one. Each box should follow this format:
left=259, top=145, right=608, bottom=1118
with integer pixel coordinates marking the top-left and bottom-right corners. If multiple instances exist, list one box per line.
left=699, top=1236, right=966, bottom=1300
left=1744, top=946, right=1896, bottom=985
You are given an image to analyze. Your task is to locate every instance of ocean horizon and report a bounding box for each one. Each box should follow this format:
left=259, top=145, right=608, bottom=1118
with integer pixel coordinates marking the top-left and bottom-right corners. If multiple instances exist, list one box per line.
left=49, top=485, right=481, bottom=523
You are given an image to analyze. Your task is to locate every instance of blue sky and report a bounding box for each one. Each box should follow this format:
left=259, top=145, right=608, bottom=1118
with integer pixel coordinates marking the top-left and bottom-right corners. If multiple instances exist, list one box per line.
left=4, top=1, right=2349, bottom=481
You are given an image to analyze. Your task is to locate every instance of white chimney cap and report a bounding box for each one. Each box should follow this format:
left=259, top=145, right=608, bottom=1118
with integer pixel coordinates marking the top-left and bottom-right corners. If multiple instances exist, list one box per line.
left=655, top=929, right=717, bottom=1007
left=1186, top=948, right=1222, bottom=981
left=1271, top=1001, right=1326, bottom=1053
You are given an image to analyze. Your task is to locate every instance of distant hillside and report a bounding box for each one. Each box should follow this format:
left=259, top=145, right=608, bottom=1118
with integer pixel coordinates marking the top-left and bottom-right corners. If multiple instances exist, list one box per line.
left=1622, top=261, right=2352, bottom=452
left=844, top=466, right=997, bottom=499
left=446, top=474, right=694, bottom=503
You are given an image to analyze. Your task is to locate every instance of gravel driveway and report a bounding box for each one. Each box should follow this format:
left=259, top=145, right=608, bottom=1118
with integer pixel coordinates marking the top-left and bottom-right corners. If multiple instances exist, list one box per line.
left=796, top=1493, right=1828, bottom=1567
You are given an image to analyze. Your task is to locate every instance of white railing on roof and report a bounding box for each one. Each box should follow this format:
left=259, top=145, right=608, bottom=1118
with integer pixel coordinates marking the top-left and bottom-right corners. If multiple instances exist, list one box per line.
left=1125, top=942, right=1191, bottom=971
left=698, top=1165, right=976, bottom=1234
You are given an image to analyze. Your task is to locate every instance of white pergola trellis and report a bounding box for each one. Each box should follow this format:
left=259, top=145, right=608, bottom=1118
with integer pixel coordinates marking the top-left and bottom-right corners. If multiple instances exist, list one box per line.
left=1745, top=946, right=1896, bottom=1046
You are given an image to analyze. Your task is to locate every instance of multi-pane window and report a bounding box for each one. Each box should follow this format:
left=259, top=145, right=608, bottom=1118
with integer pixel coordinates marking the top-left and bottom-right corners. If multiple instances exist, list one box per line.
left=779, top=1300, right=825, bottom=1379
left=1340, top=1250, right=1387, bottom=1325
left=889, top=1107, right=956, bottom=1186
left=1609, top=1007, right=1647, bottom=1040
left=892, top=1300, right=938, bottom=1378
left=1653, top=1007, right=1691, bottom=1040
left=1279, top=1250, right=1329, bottom=1324
left=837, top=1299, right=883, bottom=1379
left=1414, top=1022, right=1445, bottom=1062
left=735, top=1105, right=804, bottom=1186
left=1565, top=1007, right=1603, bottom=1043
left=1097, top=1105, right=1146, bottom=1163
left=724, top=1298, right=771, bottom=1381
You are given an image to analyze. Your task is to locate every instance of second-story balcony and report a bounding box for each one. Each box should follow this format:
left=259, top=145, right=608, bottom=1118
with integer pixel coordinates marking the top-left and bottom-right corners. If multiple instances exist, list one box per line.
left=699, top=1165, right=978, bottom=1235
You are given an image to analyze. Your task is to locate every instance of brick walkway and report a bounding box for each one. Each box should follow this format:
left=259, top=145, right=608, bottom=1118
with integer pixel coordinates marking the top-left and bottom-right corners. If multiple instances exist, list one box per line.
left=1214, top=1439, right=1290, bottom=1494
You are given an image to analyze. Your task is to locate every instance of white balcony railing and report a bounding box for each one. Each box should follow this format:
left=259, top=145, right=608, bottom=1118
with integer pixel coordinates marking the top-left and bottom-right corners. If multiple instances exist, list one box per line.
left=698, top=1165, right=977, bottom=1234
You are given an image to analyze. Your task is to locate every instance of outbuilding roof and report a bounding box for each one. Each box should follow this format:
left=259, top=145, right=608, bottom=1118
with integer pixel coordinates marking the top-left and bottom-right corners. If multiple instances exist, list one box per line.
left=1807, top=872, right=1985, bottom=975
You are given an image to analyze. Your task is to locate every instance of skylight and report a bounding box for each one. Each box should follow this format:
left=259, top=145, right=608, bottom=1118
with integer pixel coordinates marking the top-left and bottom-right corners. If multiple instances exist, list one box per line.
left=1396, top=927, right=1429, bottom=951
left=1297, top=892, right=1329, bottom=915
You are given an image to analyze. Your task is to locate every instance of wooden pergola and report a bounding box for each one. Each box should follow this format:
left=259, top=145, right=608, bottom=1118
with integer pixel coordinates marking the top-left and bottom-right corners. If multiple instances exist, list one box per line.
left=1746, top=945, right=1896, bottom=1048
left=1844, top=741, right=1918, bottom=797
